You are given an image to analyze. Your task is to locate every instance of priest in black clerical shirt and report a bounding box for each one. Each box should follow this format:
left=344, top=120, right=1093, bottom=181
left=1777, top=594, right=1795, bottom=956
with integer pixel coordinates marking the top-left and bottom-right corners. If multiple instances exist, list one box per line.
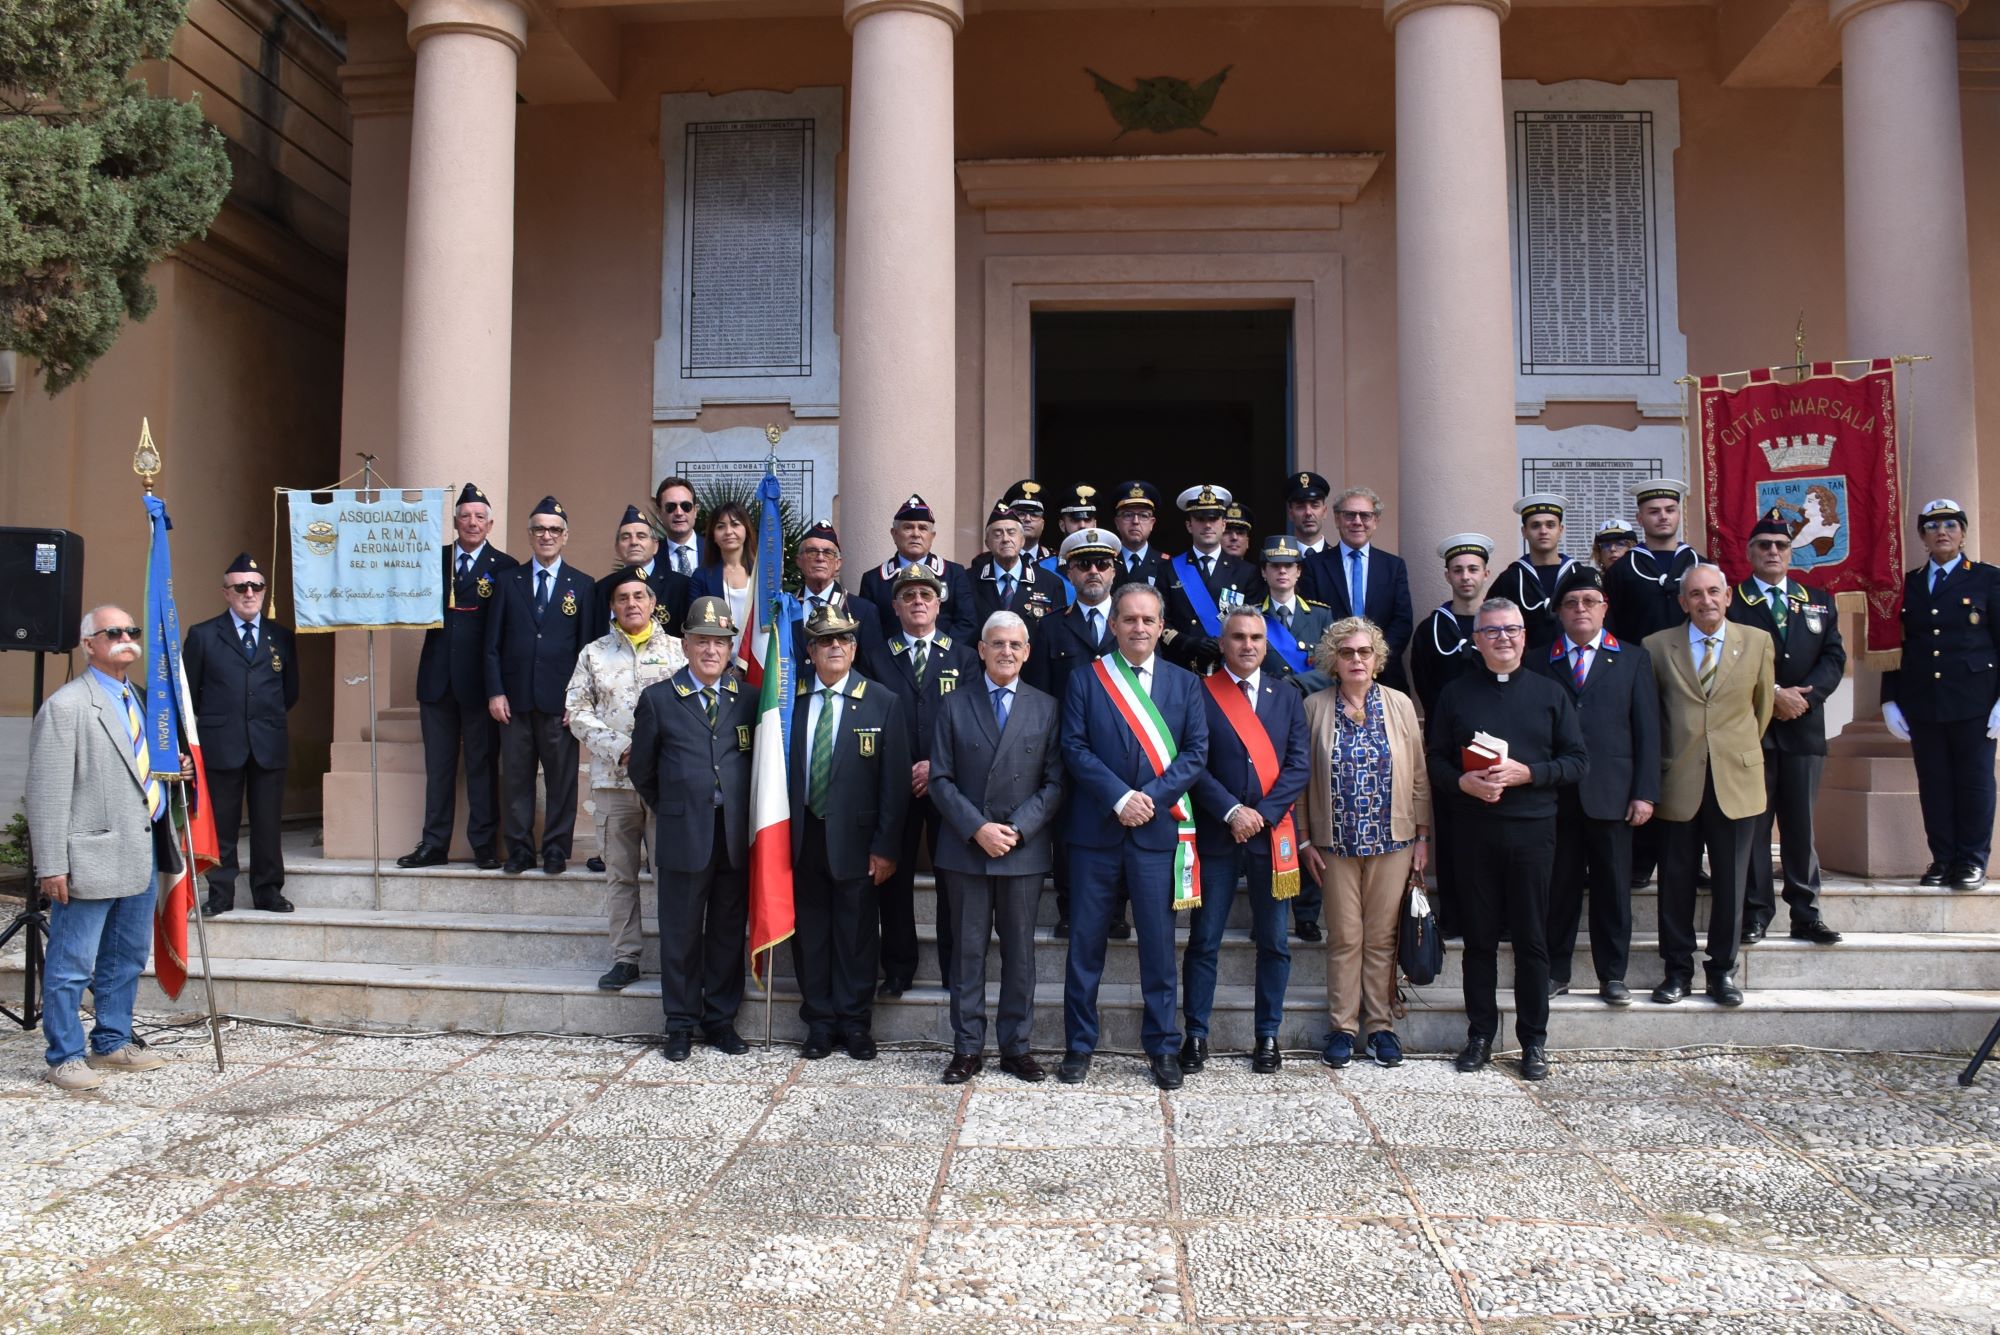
left=1425, top=596, right=1588, bottom=1083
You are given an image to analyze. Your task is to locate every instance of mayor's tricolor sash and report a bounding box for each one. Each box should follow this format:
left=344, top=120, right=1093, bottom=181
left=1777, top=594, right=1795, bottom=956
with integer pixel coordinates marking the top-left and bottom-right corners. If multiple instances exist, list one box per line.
left=1262, top=605, right=1308, bottom=674
left=1204, top=675, right=1302, bottom=900
left=1170, top=552, right=1225, bottom=637
left=1094, top=654, right=1200, bottom=909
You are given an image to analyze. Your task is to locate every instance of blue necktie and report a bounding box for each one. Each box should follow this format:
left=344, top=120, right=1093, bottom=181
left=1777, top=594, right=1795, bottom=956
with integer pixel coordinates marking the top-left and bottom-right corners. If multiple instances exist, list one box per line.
left=1348, top=549, right=1364, bottom=614
left=992, top=686, right=1011, bottom=732
left=1086, top=607, right=1103, bottom=647
left=998, top=573, right=1014, bottom=605
left=1933, top=565, right=1947, bottom=595
left=535, top=569, right=550, bottom=619
left=239, top=622, right=256, bottom=660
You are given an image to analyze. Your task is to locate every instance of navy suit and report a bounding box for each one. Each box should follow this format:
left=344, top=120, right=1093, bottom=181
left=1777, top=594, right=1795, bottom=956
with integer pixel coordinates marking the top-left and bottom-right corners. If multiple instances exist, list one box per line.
left=1060, top=653, right=1209, bottom=1057
left=483, top=559, right=598, bottom=860
left=859, top=555, right=979, bottom=642
left=416, top=544, right=517, bottom=855
left=1160, top=549, right=1263, bottom=672
left=1183, top=673, right=1307, bottom=1041
left=184, top=611, right=299, bottom=909
left=1308, top=544, right=1415, bottom=690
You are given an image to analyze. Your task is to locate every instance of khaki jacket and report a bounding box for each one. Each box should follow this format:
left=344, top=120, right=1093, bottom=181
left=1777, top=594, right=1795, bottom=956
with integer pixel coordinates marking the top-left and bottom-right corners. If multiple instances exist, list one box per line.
left=564, top=629, right=687, bottom=790
left=1642, top=621, right=1775, bottom=822
left=1296, top=683, right=1431, bottom=849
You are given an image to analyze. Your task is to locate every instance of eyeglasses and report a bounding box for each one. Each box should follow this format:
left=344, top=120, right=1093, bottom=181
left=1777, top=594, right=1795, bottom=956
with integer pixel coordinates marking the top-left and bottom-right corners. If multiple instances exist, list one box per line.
left=1561, top=596, right=1606, bottom=610
left=816, top=634, right=856, bottom=646
left=797, top=546, right=837, bottom=560
left=91, top=626, right=143, bottom=642
left=529, top=525, right=566, bottom=537
left=1333, top=646, right=1375, bottom=661
left=1751, top=539, right=1792, bottom=552
left=659, top=500, right=696, bottom=513
left=225, top=582, right=266, bottom=595
left=1069, top=558, right=1114, bottom=572
left=1474, top=625, right=1527, bottom=640
left=1335, top=510, right=1378, bottom=522
left=1922, top=519, right=1963, bottom=532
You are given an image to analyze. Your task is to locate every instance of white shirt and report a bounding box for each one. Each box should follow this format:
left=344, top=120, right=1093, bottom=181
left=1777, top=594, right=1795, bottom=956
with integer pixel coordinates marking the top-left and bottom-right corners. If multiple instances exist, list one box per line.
left=532, top=557, right=564, bottom=581
left=1111, top=653, right=1159, bottom=817
left=1561, top=632, right=1605, bottom=682
left=902, top=632, right=934, bottom=660
left=1338, top=541, right=1371, bottom=609
left=1221, top=666, right=1261, bottom=821
left=1268, top=596, right=1299, bottom=619
left=665, top=539, right=698, bottom=574
left=1758, top=578, right=1790, bottom=608
left=1298, top=537, right=1325, bottom=555
left=804, top=671, right=852, bottom=742
left=453, top=540, right=488, bottom=569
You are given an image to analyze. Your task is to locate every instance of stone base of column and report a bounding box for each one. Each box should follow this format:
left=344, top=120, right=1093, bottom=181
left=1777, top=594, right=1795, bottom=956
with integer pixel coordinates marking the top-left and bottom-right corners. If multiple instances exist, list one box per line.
left=1814, top=723, right=1928, bottom=877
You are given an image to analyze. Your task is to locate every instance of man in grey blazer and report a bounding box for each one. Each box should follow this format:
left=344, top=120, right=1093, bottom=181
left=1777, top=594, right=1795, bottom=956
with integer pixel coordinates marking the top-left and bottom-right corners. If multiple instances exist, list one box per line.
left=928, top=611, right=1067, bottom=1084
left=26, top=606, right=181, bottom=1091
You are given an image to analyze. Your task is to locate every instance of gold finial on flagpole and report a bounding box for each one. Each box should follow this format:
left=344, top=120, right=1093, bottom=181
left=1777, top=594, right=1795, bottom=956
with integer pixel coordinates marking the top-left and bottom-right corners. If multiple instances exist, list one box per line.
left=133, top=417, right=162, bottom=493
left=1793, top=311, right=1807, bottom=379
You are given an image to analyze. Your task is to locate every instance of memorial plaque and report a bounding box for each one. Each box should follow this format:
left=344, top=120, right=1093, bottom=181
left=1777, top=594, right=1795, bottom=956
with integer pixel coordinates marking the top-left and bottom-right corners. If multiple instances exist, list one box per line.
left=653, top=424, right=840, bottom=529
left=1516, top=424, right=1687, bottom=554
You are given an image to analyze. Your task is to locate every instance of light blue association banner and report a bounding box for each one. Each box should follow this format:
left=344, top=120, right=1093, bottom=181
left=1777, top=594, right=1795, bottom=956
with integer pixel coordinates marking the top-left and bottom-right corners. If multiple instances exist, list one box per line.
left=288, top=489, right=447, bottom=630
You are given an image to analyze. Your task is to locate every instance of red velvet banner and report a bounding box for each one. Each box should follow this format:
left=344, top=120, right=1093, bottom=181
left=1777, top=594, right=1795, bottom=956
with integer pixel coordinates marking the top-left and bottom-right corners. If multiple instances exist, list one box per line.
left=1698, top=361, right=1904, bottom=661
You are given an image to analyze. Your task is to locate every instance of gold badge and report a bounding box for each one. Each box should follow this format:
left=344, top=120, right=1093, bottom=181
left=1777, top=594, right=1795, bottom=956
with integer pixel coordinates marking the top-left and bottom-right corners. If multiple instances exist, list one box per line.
left=270, top=651, right=283, bottom=673
left=736, top=723, right=751, bottom=751
left=938, top=669, right=959, bottom=694
left=303, top=520, right=336, bottom=557
left=858, top=729, right=877, bottom=757
left=560, top=590, right=578, bottom=617
left=476, top=576, right=493, bottom=598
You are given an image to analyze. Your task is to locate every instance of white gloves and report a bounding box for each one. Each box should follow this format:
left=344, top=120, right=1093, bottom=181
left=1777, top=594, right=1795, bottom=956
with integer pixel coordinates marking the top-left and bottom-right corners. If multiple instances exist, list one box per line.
left=1882, top=701, right=1911, bottom=742
left=1988, top=701, right=2000, bottom=741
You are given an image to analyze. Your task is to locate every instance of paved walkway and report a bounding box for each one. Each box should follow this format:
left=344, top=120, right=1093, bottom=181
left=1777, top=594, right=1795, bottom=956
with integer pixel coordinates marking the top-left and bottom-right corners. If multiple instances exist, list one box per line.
left=0, top=1019, right=1995, bottom=1333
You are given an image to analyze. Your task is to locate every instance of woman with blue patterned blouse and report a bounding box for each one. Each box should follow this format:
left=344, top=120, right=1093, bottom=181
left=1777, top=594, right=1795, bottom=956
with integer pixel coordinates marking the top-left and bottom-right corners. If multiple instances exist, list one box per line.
left=1295, top=617, right=1431, bottom=1070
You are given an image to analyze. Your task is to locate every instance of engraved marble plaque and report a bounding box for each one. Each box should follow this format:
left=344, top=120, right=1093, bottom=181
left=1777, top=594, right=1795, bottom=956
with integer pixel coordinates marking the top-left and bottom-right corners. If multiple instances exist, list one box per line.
left=656, top=89, right=842, bottom=421
left=653, top=425, right=840, bottom=530
left=1516, top=424, right=1688, bottom=554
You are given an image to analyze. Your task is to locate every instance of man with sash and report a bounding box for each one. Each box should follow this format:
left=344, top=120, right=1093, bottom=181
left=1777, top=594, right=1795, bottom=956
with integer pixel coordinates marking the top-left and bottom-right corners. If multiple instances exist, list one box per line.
left=1492, top=494, right=1578, bottom=651
left=1164, top=483, right=1260, bottom=673
left=859, top=494, right=979, bottom=642
left=1058, top=580, right=1208, bottom=1090
left=1184, top=606, right=1308, bottom=1074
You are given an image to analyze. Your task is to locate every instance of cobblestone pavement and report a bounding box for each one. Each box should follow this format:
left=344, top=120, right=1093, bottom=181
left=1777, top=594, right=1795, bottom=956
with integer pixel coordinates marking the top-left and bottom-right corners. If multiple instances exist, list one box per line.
left=0, top=1019, right=1995, bottom=1333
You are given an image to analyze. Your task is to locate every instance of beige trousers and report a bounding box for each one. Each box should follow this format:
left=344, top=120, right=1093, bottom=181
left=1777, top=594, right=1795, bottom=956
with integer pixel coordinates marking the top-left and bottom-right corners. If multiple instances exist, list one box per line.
left=1321, top=845, right=1413, bottom=1037
left=595, top=787, right=648, bottom=966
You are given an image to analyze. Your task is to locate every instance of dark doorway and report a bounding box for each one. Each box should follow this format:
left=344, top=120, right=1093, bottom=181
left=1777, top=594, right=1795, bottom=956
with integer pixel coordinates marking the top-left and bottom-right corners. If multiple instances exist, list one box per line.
left=1033, top=309, right=1293, bottom=552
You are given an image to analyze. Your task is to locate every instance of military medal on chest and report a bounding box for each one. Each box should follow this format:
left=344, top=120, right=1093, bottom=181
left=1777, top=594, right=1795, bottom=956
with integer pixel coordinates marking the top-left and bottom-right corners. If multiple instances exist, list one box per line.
left=476, top=575, right=493, bottom=599
left=560, top=590, right=578, bottom=617
left=270, top=650, right=283, bottom=673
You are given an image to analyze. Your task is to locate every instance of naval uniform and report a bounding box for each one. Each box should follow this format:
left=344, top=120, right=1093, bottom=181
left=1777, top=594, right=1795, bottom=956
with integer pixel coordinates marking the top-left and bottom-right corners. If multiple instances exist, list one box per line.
left=415, top=542, right=517, bottom=859
left=1492, top=556, right=1580, bottom=652
left=184, top=609, right=300, bottom=911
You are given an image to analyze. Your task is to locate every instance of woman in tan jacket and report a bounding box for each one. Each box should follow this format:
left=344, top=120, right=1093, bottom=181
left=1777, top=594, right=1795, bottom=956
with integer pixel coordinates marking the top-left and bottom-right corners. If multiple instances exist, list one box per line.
left=1296, top=616, right=1431, bottom=1069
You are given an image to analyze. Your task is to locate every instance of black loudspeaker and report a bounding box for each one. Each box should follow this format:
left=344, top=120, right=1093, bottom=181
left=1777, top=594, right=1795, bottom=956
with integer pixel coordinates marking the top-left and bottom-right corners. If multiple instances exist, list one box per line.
left=0, top=527, right=86, bottom=653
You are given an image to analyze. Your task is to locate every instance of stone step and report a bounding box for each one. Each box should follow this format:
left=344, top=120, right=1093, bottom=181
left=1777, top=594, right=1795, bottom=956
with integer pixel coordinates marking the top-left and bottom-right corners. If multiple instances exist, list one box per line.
left=30, top=956, right=1992, bottom=1054
left=276, top=858, right=2000, bottom=935
left=195, top=907, right=2000, bottom=994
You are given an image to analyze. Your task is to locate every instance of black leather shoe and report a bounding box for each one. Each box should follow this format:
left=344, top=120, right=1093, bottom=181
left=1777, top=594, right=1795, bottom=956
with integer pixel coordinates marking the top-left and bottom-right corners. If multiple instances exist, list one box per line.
left=1652, top=976, right=1690, bottom=1004
left=1548, top=979, right=1571, bottom=998
left=1920, top=862, right=1951, bottom=886
left=1601, top=980, right=1632, bottom=1007
left=1628, top=871, right=1653, bottom=890
left=597, top=962, right=640, bottom=991
left=200, top=899, right=230, bottom=918
left=701, top=1026, right=749, bottom=1054
left=473, top=848, right=503, bottom=871
left=502, top=851, right=535, bottom=875
left=1453, top=1036, right=1493, bottom=1073
left=1056, top=1050, right=1092, bottom=1084
left=800, top=1034, right=834, bottom=1060
left=661, top=1031, right=693, bottom=1062
left=396, top=844, right=447, bottom=869
left=1178, top=1036, right=1207, bottom=1073
left=586, top=856, right=606, bottom=873
left=1108, top=919, right=1132, bottom=941
left=1790, top=919, right=1844, bottom=945
left=1297, top=921, right=1323, bottom=944
left=1953, top=864, right=1987, bottom=891
left=542, top=851, right=566, bottom=876
left=877, top=977, right=910, bottom=999
left=1053, top=917, right=1070, bottom=940
left=1251, top=1037, right=1281, bottom=1074
left=255, top=895, right=295, bottom=914
left=1741, top=920, right=1767, bottom=945
left=1707, top=973, right=1744, bottom=1007
left=999, top=1053, right=1047, bottom=1083
left=1518, top=1045, right=1550, bottom=1081
left=940, top=1053, right=982, bottom=1084
left=844, top=1033, right=877, bottom=1061
left=1148, top=1053, right=1183, bottom=1090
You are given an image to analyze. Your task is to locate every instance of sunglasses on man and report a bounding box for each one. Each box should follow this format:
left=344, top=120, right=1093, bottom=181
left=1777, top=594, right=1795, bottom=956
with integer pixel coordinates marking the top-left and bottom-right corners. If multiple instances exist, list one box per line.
left=225, top=582, right=266, bottom=594
left=90, top=626, right=144, bottom=642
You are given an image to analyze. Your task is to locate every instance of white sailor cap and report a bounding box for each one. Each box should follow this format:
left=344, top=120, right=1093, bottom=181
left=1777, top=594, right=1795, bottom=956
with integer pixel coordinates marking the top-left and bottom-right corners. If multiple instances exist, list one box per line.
left=1176, top=484, right=1233, bottom=515
left=1628, top=478, right=1689, bottom=504
left=1593, top=518, right=1639, bottom=545
left=1919, top=498, right=1969, bottom=525
left=1437, top=532, right=1496, bottom=563
left=1512, top=493, right=1568, bottom=520
left=1058, top=527, right=1120, bottom=561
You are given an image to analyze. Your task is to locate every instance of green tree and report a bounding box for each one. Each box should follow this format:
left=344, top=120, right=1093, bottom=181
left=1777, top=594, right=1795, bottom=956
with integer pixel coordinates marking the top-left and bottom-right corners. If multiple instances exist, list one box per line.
left=0, top=1, right=231, bottom=393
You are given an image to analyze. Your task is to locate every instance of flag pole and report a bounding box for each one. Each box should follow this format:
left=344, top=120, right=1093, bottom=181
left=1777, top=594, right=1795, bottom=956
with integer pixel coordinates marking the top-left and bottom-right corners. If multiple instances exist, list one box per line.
left=359, top=453, right=383, bottom=912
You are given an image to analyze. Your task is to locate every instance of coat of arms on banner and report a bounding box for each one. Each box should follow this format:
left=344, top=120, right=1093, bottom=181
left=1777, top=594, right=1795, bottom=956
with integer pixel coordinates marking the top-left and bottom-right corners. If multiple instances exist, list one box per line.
left=1754, top=476, right=1848, bottom=570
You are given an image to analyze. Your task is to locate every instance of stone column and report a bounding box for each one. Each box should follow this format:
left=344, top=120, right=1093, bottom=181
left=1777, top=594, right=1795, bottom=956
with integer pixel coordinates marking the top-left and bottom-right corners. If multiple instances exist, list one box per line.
left=839, top=0, right=962, bottom=546
left=399, top=0, right=527, bottom=531
left=1818, top=0, right=1974, bottom=878
left=1385, top=0, right=1517, bottom=605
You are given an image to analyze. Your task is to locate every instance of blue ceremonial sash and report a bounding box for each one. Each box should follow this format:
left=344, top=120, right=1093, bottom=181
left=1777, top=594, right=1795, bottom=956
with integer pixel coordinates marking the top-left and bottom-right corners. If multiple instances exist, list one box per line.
left=1263, top=606, right=1308, bottom=673
left=1171, top=552, right=1224, bottom=636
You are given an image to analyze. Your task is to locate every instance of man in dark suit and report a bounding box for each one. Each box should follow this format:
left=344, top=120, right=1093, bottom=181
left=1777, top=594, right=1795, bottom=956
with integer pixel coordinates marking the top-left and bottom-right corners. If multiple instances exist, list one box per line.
left=1880, top=498, right=2000, bottom=891
left=1184, top=607, right=1308, bottom=1074
left=186, top=553, right=299, bottom=915
left=1729, top=513, right=1846, bottom=944
left=858, top=494, right=978, bottom=642
left=652, top=475, right=704, bottom=578
left=860, top=563, right=978, bottom=997
left=594, top=504, right=691, bottom=636
left=1531, top=565, right=1659, bottom=1006
left=402, top=483, right=516, bottom=870
left=929, top=610, right=1066, bottom=1084
left=484, top=496, right=597, bottom=875
left=785, top=520, right=888, bottom=673
left=1026, top=527, right=1124, bottom=940
left=1308, top=486, right=1414, bottom=691
left=1162, top=483, right=1262, bottom=673
left=1058, top=581, right=1209, bottom=1090
left=789, top=602, right=911, bottom=1060
left=629, top=597, right=757, bottom=1061
left=969, top=503, right=1062, bottom=628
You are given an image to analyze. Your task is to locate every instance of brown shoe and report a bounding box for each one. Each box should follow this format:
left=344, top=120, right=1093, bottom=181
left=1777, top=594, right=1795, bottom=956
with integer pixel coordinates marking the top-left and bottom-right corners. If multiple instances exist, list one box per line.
left=86, top=1045, right=166, bottom=1073
left=998, top=1052, right=1047, bottom=1083
left=940, top=1053, right=983, bottom=1084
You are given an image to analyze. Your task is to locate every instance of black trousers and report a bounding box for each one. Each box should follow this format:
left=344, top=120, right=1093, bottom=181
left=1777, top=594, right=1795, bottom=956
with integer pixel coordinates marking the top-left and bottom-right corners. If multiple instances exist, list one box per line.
left=942, top=869, right=1040, bottom=1057
left=658, top=809, right=748, bottom=1035
left=418, top=697, right=501, bottom=854
left=500, top=709, right=579, bottom=859
left=1910, top=718, right=1997, bottom=871
left=877, top=795, right=945, bottom=989
left=1546, top=790, right=1633, bottom=988
left=1630, top=818, right=1662, bottom=885
left=1455, top=811, right=1555, bottom=1047
left=205, top=759, right=286, bottom=908
left=1657, top=770, right=1755, bottom=982
left=1745, top=751, right=1825, bottom=930
left=1429, top=799, right=1461, bottom=937
left=791, top=813, right=878, bottom=1040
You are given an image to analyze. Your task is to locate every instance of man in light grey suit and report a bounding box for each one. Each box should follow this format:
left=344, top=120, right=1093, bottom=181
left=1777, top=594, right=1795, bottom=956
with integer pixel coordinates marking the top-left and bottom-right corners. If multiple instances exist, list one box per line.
left=928, top=610, right=1067, bottom=1084
left=26, top=606, right=182, bottom=1092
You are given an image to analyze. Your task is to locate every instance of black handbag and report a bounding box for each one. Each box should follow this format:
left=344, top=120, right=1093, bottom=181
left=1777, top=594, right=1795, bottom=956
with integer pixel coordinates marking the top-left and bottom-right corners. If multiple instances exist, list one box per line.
left=1398, top=865, right=1444, bottom=986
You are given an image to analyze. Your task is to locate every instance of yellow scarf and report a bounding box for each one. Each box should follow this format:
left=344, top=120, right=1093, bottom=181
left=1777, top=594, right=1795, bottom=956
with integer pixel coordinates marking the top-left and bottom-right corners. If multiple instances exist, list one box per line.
left=620, top=622, right=654, bottom=650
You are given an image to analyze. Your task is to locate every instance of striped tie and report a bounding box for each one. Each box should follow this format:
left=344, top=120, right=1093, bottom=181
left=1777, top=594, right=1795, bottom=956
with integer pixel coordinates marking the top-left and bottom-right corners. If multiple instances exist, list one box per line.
left=124, top=689, right=165, bottom=821
left=1698, top=637, right=1719, bottom=697
left=1570, top=644, right=1589, bottom=691
left=807, top=688, right=836, bottom=819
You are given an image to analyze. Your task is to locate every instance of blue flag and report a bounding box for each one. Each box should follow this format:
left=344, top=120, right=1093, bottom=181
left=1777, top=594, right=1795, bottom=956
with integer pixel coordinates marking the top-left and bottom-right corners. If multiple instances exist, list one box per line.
left=756, top=468, right=796, bottom=757
left=141, top=496, right=186, bottom=780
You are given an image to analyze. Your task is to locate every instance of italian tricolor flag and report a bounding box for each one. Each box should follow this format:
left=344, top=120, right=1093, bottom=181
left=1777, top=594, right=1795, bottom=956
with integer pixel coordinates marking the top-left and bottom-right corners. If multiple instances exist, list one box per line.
left=1094, top=654, right=1200, bottom=910
left=746, top=618, right=795, bottom=986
